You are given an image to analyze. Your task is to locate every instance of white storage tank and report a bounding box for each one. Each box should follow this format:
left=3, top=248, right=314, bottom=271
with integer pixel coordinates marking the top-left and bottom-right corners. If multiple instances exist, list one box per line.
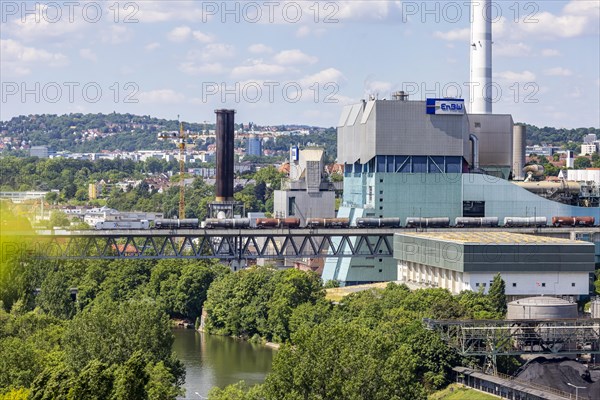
left=507, top=297, right=577, bottom=320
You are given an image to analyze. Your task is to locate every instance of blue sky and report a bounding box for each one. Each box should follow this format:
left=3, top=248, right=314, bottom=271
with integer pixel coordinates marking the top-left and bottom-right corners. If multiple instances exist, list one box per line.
left=1, top=1, right=599, bottom=128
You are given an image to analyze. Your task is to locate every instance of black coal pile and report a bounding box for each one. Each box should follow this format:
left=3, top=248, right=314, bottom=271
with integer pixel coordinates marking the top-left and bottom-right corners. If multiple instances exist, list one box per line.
left=516, top=357, right=599, bottom=399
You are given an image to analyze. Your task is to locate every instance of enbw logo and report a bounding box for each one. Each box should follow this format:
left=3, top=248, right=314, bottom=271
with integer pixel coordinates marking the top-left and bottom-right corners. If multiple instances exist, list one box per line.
left=440, top=103, right=463, bottom=112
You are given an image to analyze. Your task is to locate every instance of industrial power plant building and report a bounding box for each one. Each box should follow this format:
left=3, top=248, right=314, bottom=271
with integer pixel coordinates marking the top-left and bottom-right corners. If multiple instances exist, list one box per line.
left=394, top=232, right=595, bottom=299
left=321, top=97, right=600, bottom=285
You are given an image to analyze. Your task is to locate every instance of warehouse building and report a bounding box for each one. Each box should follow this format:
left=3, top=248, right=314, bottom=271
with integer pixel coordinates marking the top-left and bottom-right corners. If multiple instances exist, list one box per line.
left=394, top=232, right=595, bottom=299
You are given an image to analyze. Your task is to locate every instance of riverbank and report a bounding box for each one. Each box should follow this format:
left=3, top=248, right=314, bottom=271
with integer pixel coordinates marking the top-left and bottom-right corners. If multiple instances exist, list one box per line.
left=171, top=318, right=195, bottom=329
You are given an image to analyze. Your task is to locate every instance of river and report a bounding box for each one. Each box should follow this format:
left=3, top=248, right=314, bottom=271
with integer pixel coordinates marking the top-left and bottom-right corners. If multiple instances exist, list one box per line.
left=172, top=329, right=276, bottom=399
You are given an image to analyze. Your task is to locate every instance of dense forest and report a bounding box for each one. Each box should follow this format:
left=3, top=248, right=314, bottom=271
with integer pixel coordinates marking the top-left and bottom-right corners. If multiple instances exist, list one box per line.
left=0, top=203, right=514, bottom=399
left=524, top=124, right=600, bottom=147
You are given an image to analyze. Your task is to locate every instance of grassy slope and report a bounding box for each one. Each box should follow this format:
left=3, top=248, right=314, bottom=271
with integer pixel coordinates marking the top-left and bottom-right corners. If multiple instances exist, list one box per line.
left=429, top=384, right=499, bottom=400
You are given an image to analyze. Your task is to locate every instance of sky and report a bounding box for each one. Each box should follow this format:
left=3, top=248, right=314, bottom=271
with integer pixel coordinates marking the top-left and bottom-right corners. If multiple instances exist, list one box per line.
left=1, top=1, right=599, bottom=128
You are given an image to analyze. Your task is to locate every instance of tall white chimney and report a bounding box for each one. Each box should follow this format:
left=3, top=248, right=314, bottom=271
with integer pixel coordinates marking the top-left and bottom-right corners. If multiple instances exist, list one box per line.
left=470, top=0, right=493, bottom=114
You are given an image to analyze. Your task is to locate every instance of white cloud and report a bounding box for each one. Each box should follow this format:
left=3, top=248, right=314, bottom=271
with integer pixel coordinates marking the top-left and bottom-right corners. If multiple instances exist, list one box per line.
left=145, top=42, right=161, bottom=51
left=494, top=42, right=532, bottom=57
left=1, top=39, right=68, bottom=72
left=519, top=12, right=591, bottom=38
left=231, top=61, right=287, bottom=79
left=138, top=89, right=185, bottom=104
left=79, top=48, right=97, bottom=62
left=192, top=31, right=214, bottom=43
left=296, top=26, right=311, bottom=38
left=168, top=26, right=214, bottom=43
left=168, top=26, right=192, bottom=42
left=295, top=26, right=327, bottom=38
left=299, top=68, right=344, bottom=88
left=513, top=2, right=599, bottom=39
left=541, top=49, right=561, bottom=57
left=101, top=26, right=132, bottom=44
left=364, top=80, right=392, bottom=97
left=248, top=44, right=273, bottom=54
left=544, top=67, right=572, bottom=77
left=495, top=70, right=536, bottom=82
left=204, top=43, right=235, bottom=60
left=136, top=2, right=208, bottom=23
left=433, top=28, right=469, bottom=41
left=273, top=49, right=318, bottom=65
left=183, top=44, right=236, bottom=64
left=335, top=1, right=399, bottom=21
left=179, top=62, right=225, bottom=75
left=564, top=1, right=600, bottom=15
left=6, top=3, right=86, bottom=42
left=432, top=3, right=598, bottom=43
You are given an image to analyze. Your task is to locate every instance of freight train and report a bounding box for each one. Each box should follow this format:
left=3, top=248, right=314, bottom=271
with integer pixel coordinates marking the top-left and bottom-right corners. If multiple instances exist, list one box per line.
left=95, top=216, right=596, bottom=230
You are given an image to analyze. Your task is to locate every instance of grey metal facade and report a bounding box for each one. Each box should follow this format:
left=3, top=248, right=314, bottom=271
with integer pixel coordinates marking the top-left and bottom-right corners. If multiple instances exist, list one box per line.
left=337, top=100, right=471, bottom=164
left=273, top=190, right=335, bottom=225
left=393, top=233, right=595, bottom=273
left=468, top=114, right=514, bottom=176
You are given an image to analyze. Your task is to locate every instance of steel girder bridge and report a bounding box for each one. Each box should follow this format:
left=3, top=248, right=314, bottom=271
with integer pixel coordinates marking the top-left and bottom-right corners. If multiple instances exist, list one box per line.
left=424, top=318, right=600, bottom=373
left=9, top=226, right=599, bottom=260
left=17, top=229, right=396, bottom=260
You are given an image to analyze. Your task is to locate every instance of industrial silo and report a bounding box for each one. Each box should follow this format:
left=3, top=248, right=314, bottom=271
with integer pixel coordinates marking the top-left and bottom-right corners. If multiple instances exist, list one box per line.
left=512, top=124, right=526, bottom=180
left=507, top=297, right=577, bottom=320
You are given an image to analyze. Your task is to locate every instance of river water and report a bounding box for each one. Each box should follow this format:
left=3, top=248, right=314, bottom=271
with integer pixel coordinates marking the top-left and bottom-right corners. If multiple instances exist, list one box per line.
left=172, top=329, right=275, bottom=399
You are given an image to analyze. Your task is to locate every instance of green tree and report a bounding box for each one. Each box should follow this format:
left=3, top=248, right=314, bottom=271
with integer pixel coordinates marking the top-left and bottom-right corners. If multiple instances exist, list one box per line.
left=74, top=188, right=89, bottom=202
left=36, top=269, right=76, bottom=319
left=63, top=298, right=177, bottom=372
left=29, top=362, right=73, bottom=400
left=488, top=273, right=507, bottom=317
left=263, top=318, right=426, bottom=400
left=267, top=269, right=324, bottom=342
left=574, top=156, right=591, bottom=169
left=67, top=360, right=114, bottom=400
left=208, top=381, right=264, bottom=400
left=48, top=211, right=70, bottom=228
left=112, top=351, right=149, bottom=400
left=145, top=361, right=182, bottom=400
left=0, top=337, right=38, bottom=391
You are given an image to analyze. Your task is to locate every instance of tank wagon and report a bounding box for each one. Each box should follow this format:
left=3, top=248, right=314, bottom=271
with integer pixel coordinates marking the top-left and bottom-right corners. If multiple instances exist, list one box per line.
left=503, top=217, right=547, bottom=227
left=203, top=218, right=251, bottom=229
left=405, top=217, right=450, bottom=228
left=255, top=218, right=301, bottom=228
left=551, top=216, right=595, bottom=227
left=154, top=218, right=200, bottom=229
left=94, top=215, right=599, bottom=230
left=454, top=217, right=499, bottom=227
left=306, top=218, right=350, bottom=228
left=356, top=218, right=401, bottom=228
